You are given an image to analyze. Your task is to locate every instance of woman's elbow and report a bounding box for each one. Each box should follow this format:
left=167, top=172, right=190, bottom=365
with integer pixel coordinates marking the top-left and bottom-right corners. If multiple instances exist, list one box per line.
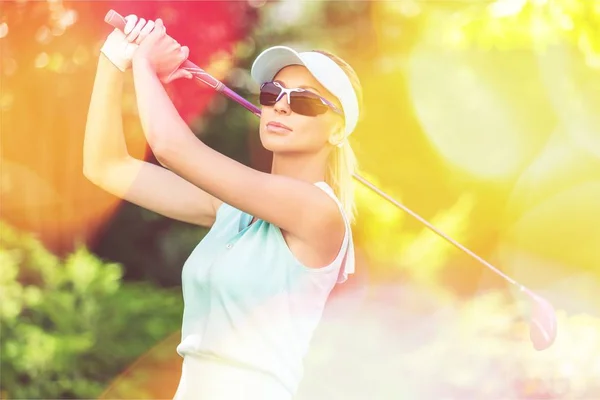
left=83, top=166, right=102, bottom=186
left=147, top=131, right=186, bottom=165
left=149, top=136, right=176, bottom=167
left=82, top=156, right=109, bottom=186
left=143, top=121, right=192, bottom=167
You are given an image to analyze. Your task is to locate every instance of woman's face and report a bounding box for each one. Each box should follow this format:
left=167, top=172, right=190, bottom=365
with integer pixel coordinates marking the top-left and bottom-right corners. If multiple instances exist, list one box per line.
left=259, top=65, right=344, bottom=155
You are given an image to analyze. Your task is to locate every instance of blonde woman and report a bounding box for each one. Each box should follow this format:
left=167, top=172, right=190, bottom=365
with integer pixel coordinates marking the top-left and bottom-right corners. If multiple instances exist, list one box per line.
left=84, top=15, right=362, bottom=400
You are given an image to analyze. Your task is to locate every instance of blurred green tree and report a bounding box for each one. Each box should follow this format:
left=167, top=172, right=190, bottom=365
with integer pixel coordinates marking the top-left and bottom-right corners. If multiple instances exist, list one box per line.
left=0, top=221, right=182, bottom=399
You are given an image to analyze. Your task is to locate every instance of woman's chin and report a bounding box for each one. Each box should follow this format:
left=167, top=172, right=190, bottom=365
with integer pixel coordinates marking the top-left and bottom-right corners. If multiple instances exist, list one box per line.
left=260, top=133, right=293, bottom=152
left=262, top=142, right=290, bottom=154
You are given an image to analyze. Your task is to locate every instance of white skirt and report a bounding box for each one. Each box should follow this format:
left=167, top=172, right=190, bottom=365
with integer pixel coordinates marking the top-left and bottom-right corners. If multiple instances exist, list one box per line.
left=173, top=355, right=294, bottom=400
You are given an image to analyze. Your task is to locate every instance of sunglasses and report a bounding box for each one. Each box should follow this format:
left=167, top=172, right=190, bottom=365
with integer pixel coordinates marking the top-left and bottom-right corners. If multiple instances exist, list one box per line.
left=259, top=81, right=344, bottom=117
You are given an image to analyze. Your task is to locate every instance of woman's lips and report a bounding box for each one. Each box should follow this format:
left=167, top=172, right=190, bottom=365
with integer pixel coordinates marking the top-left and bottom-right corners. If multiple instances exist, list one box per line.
left=266, top=121, right=293, bottom=134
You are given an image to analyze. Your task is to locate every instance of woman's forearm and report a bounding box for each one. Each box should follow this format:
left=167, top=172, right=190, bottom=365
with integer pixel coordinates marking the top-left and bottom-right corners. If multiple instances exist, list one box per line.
left=131, top=59, right=191, bottom=153
left=83, top=55, right=130, bottom=181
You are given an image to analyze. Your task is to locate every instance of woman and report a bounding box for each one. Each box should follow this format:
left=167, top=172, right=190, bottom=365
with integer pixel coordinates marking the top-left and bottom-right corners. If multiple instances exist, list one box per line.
left=84, top=15, right=362, bottom=399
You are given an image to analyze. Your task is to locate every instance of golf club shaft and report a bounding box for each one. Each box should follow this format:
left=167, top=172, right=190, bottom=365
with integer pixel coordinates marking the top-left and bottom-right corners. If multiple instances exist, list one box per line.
left=104, top=9, right=525, bottom=292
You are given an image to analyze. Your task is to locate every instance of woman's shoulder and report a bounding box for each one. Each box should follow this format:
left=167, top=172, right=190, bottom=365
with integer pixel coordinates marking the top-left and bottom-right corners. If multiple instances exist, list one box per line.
left=312, top=181, right=339, bottom=208
left=312, top=181, right=347, bottom=224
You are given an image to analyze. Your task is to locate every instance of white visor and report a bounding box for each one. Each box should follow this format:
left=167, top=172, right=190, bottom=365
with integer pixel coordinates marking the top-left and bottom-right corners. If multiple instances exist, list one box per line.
left=250, top=46, right=359, bottom=137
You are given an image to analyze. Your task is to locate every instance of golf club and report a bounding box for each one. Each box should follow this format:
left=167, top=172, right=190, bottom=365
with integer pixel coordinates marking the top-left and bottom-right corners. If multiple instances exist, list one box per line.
left=104, top=9, right=557, bottom=351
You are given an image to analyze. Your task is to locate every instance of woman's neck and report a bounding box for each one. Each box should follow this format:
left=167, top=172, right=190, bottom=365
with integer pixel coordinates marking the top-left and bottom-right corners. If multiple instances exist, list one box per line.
left=270, top=151, right=328, bottom=183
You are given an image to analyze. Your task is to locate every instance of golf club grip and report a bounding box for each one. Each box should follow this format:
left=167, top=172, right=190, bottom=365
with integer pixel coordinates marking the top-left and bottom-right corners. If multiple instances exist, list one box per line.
left=103, top=9, right=224, bottom=91
left=104, top=9, right=126, bottom=30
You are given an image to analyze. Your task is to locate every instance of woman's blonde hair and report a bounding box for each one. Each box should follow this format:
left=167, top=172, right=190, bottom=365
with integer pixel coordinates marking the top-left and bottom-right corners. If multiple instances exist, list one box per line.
left=314, top=50, right=363, bottom=225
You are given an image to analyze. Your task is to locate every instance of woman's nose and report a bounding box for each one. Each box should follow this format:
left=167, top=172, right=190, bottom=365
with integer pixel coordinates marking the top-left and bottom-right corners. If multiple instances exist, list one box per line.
left=273, top=94, right=291, bottom=114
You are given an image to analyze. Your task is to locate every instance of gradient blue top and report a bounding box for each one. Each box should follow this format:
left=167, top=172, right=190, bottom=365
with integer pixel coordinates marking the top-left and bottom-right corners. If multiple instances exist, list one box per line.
left=175, top=182, right=354, bottom=397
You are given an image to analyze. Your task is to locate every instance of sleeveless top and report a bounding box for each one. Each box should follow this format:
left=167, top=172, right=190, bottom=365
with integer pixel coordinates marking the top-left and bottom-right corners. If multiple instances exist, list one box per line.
left=174, top=181, right=355, bottom=398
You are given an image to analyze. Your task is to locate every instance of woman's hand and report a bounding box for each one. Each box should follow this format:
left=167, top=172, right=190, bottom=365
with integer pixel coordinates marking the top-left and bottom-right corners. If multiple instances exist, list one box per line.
left=132, top=18, right=193, bottom=83
left=100, top=15, right=155, bottom=71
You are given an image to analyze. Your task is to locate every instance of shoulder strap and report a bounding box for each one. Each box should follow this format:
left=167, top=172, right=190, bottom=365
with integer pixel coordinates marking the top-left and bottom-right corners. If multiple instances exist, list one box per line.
left=313, top=182, right=355, bottom=284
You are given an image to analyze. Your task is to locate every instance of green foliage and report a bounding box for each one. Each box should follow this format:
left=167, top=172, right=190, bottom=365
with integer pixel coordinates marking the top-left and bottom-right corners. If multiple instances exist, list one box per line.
left=0, top=222, right=183, bottom=399
left=92, top=204, right=211, bottom=287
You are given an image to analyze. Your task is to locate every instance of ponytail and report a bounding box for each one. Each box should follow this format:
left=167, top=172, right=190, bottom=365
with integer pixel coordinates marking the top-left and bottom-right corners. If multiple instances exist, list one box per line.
left=325, top=140, right=358, bottom=225
left=314, top=50, right=363, bottom=225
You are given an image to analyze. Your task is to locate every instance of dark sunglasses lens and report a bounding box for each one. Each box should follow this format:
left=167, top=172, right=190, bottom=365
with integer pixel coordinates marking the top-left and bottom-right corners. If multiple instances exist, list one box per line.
left=290, top=92, right=329, bottom=116
left=259, top=83, right=280, bottom=106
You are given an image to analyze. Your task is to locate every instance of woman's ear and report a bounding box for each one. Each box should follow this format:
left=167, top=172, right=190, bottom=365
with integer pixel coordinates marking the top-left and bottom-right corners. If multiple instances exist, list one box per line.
left=327, top=122, right=345, bottom=147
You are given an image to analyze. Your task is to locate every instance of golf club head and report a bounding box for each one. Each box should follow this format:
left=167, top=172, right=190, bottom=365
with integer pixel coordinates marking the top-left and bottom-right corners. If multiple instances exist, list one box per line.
left=523, top=288, right=557, bottom=351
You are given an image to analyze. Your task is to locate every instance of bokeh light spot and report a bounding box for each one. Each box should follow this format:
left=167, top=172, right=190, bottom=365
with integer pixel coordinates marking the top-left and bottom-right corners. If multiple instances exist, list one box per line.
left=35, top=52, right=50, bottom=69
left=0, top=22, right=8, bottom=39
